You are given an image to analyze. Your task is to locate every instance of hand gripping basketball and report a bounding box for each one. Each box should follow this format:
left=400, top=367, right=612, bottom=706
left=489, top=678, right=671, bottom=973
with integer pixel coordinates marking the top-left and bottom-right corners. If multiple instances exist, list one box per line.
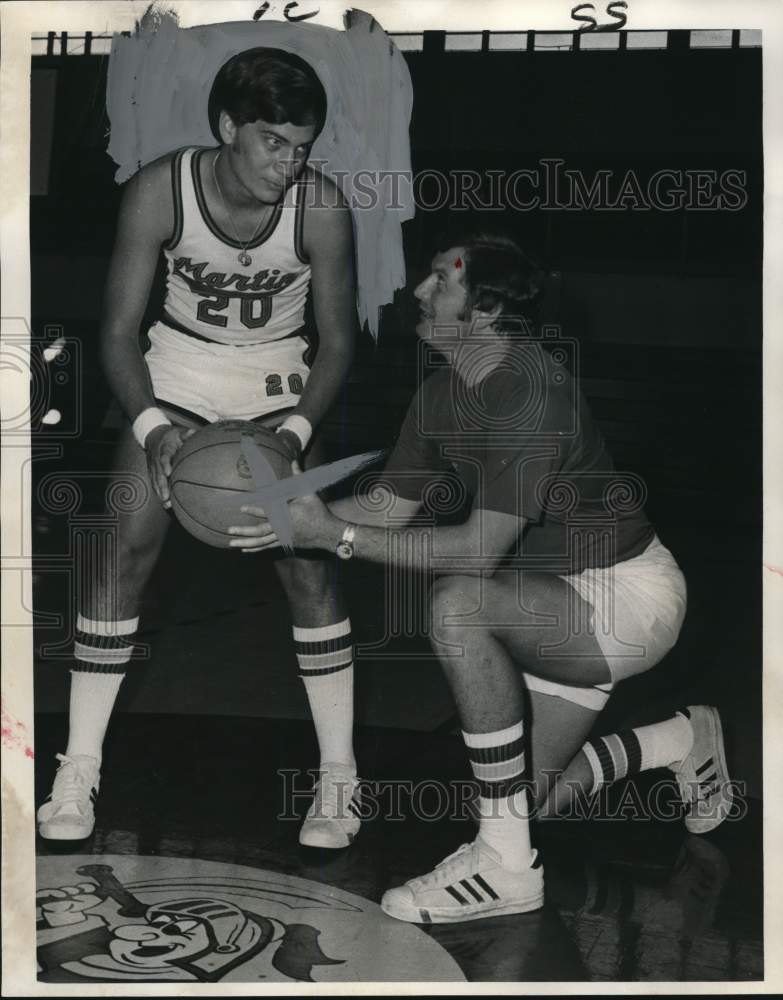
left=145, top=424, right=197, bottom=508
left=168, top=420, right=294, bottom=547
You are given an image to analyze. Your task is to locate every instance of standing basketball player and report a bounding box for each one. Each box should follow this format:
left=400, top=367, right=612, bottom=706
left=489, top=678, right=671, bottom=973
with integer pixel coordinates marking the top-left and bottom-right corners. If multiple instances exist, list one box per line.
left=38, top=48, right=361, bottom=849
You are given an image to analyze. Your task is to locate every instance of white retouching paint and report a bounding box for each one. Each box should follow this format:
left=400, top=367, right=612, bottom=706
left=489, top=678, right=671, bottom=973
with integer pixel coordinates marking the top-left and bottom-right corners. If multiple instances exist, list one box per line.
left=105, top=9, right=414, bottom=337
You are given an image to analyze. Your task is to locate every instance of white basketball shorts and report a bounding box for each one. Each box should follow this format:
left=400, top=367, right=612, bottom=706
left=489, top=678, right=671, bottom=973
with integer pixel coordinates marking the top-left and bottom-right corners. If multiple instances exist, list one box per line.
left=560, top=535, right=687, bottom=682
left=144, top=321, right=311, bottom=423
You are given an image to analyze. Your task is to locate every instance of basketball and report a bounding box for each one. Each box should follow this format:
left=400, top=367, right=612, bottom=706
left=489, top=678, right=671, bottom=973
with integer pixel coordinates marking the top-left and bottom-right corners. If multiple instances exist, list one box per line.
left=169, top=420, right=293, bottom=547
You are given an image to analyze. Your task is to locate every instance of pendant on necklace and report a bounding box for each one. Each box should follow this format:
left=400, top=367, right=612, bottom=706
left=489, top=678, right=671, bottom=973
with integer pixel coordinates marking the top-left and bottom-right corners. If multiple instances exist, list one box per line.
left=238, top=251, right=252, bottom=267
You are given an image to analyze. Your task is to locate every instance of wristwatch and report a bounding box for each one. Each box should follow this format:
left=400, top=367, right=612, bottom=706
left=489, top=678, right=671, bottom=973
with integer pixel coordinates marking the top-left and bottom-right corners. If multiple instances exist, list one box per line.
left=336, top=524, right=356, bottom=561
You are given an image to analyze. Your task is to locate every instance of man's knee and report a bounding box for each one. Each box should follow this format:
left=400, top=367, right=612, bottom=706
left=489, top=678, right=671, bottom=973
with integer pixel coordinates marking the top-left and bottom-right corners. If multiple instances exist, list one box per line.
left=518, top=572, right=566, bottom=614
left=111, top=502, right=167, bottom=577
left=117, top=532, right=163, bottom=587
left=430, top=574, right=494, bottom=634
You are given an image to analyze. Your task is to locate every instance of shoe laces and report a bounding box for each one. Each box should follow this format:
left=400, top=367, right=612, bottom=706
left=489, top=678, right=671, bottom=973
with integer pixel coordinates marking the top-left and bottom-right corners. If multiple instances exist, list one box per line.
left=674, top=768, right=696, bottom=805
left=671, top=750, right=698, bottom=783
left=311, top=766, right=358, bottom=819
left=411, top=842, right=477, bottom=890
left=49, top=753, right=96, bottom=811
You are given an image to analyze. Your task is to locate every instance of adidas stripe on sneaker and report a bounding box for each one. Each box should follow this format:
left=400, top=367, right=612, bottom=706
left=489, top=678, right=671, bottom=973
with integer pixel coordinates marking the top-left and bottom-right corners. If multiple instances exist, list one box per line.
left=381, top=838, right=544, bottom=924
left=669, top=705, right=733, bottom=834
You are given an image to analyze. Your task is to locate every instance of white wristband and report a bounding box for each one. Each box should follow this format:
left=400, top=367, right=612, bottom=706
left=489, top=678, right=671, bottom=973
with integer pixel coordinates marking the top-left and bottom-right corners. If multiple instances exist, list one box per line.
left=133, top=407, right=171, bottom=448
left=277, top=414, right=313, bottom=451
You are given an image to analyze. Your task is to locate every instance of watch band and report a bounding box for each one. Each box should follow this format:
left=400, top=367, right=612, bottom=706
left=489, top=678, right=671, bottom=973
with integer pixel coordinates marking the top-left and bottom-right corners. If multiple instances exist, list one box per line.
left=336, top=523, right=356, bottom=560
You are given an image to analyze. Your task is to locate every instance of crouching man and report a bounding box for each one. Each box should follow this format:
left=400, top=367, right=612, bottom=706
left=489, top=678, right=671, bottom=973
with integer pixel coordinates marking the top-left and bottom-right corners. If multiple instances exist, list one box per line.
left=229, top=233, right=732, bottom=923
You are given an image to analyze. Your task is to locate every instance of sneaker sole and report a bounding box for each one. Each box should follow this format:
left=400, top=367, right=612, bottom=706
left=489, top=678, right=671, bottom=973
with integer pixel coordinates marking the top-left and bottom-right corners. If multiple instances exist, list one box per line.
left=686, top=706, right=733, bottom=835
left=299, top=829, right=356, bottom=849
left=38, top=821, right=95, bottom=840
left=381, top=890, right=544, bottom=924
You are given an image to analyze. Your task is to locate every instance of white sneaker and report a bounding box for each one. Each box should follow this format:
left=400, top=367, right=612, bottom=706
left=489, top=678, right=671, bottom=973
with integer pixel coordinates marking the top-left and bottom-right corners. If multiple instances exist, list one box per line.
left=37, top=753, right=100, bottom=840
left=669, top=706, right=733, bottom=834
left=298, top=763, right=361, bottom=849
left=381, top=838, right=544, bottom=924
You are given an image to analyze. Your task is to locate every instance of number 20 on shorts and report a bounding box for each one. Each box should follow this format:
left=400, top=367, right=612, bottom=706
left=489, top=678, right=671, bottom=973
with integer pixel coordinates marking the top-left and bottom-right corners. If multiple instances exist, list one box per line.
left=266, top=373, right=304, bottom=397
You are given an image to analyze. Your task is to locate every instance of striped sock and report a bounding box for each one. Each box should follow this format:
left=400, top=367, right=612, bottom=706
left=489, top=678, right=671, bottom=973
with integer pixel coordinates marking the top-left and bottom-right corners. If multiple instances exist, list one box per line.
left=294, top=619, right=355, bottom=772
left=463, top=721, right=533, bottom=873
left=583, top=713, right=694, bottom=793
left=66, top=614, right=138, bottom=761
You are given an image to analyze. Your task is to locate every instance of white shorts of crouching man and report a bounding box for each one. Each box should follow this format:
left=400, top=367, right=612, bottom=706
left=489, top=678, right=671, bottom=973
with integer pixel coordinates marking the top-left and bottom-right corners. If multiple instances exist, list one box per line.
left=564, top=534, right=686, bottom=682
left=145, top=321, right=311, bottom=423
left=525, top=536, right=687, bottom=710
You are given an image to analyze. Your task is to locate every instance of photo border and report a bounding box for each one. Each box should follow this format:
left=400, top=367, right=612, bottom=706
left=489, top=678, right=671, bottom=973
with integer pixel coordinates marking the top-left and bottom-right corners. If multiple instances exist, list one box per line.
left=2, top=1, right=781, bottom=993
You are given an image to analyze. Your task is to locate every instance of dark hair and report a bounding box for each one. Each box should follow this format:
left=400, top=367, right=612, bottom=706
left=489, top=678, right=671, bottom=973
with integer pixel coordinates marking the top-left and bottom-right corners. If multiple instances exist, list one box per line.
left=208, top=47, right=327, bottom=142
left=436, top=232, right=545, bottom=333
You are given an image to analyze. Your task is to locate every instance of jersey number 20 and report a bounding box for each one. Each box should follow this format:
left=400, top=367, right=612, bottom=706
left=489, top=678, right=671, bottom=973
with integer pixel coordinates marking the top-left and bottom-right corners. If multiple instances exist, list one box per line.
left=197, top=294, right=272, bottom=329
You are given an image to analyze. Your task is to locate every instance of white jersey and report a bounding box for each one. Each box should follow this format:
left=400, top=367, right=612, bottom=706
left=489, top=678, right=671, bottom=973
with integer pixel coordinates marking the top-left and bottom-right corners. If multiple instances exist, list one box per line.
left=162, top=147, right=311, bottom=346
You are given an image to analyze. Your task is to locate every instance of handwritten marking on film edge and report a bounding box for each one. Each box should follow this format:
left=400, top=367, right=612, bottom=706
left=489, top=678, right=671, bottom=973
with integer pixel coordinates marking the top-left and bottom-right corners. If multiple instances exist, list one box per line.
left=571, top=2, right=628, bottom=32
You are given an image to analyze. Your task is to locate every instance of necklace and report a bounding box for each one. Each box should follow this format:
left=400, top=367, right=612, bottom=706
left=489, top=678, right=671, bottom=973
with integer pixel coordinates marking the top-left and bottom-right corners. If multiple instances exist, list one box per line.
left=211, top=151, right=269, bottom=267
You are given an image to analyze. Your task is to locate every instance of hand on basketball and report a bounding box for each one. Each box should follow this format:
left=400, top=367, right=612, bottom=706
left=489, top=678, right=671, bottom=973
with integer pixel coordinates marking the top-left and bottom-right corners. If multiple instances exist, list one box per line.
left=145, top=424, right=196, bottom=508
left=229, top=460, right=338, bottom=553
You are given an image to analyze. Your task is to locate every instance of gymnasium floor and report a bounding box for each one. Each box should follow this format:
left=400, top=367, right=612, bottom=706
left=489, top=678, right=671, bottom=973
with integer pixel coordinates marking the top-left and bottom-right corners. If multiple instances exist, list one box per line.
left=35, top=714, right=762, bottom=983
left=32, top=474, right=763, bottom=984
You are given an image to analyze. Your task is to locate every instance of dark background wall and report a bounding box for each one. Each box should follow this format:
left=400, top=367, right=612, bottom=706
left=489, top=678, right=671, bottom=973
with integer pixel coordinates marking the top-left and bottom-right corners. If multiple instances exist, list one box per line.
left=30, top=31, right=762, bottom=794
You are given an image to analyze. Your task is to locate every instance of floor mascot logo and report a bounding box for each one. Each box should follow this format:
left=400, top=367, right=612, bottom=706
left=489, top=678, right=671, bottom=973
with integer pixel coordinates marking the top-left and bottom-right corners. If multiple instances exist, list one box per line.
left=36, top=855, right=464, bottom=983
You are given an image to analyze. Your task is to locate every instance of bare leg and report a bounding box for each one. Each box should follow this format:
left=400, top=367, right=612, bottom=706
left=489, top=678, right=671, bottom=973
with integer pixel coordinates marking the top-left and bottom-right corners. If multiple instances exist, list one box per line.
left=40, top=416, right=188, bottom=839
left=258, top=422, right=359, bottom=846
left=526, top=690, right=600, bottom=816
left=82, top=424, right=173, bottom=621
left=424, top=570, right=612, bottom=866
left=429, top=570, right=611, bottom=734
left=68, top=416, right=204, bottom=759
